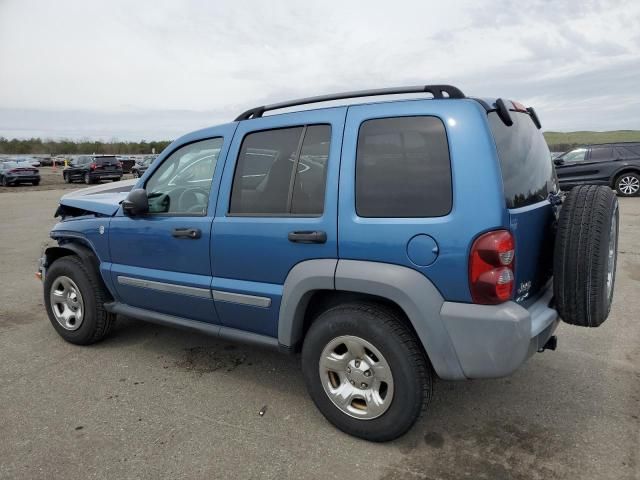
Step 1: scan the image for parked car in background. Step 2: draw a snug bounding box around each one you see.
[130,157,153,177]
[0,161,40,186]
[21,157,41,167]
[117,156,136,173]
[554,142,640,197]
[62,155,123,184]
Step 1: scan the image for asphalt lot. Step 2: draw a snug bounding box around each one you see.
[0,185,638,480]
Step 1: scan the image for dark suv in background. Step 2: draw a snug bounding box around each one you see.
[554,142,640,196]
[63,155,123,184]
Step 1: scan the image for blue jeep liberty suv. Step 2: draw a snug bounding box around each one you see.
[39,85,619,441]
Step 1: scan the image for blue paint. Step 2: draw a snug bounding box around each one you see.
[48,93,553,337]
[406,234,439,267]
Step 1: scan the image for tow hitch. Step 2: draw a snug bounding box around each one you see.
[538,335,558,352]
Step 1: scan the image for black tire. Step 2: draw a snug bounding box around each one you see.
[84,172,91,184]
[132,170,139,178]
[2,176,10,187]
[301,303,432,442]
[63,172,70,183]
[554,185,619,327]
[614,172,640,197]
[43,256,115,345]
[32,180,40,186]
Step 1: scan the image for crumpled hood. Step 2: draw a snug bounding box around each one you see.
[59,179,137,216]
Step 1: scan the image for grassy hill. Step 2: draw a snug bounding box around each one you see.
[544,130,640,152]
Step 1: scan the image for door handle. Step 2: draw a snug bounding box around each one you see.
[172,228,201,239]
[288,230,327,244]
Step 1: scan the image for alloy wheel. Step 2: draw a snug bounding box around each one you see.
[49,276,84,331]
[618,175,639,195]
[319,335,394,420]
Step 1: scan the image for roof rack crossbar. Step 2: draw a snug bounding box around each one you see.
[234,84,465,121]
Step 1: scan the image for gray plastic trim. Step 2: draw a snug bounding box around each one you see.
[278,259,337,348]
[212,290,271,308]
[117,276,212,299]
[440,285,559,379]
[334,260,466,380]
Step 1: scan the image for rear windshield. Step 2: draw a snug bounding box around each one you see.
[488,112,557,209]
[94,157,118,165]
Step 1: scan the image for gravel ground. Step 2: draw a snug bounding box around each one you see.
[0,188,638,480]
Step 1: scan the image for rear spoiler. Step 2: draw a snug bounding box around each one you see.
[471,97,542,129]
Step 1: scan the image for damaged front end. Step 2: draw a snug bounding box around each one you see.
[37,179,137,280]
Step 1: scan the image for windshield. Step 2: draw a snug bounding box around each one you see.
[2,162,18,168]
[488,111,558,209]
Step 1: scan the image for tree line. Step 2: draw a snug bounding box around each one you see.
[0,135,577,155]
[0,137,172,155]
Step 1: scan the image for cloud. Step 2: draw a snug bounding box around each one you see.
[0,0,638,139]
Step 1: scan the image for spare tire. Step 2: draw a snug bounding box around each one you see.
[554,185,619,327]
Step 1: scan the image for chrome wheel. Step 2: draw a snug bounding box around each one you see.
[50,276,84,331]
[617,175,639,195]
[606,206,618,302]
[319,335,394,420]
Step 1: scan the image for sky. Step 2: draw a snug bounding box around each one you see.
[1,0,639,140]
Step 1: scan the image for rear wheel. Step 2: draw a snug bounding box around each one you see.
[132,170,139,178]
[554,185,619,327]
[63,172,70,183]
[301,303,432,441]
[615,172,640,197]
[32,180,40,186]
[84,172,91,184]
[44,256,115,345]
[2,176,10,187]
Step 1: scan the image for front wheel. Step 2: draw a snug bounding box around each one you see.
[615,172,640,197]
[301,303,432,442]
[84,172,91,184]
[2,176,10,187]
[44,256,115,345]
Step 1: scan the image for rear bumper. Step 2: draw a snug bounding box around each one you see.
[441,286,559,379]
[91,172,122,180]
[6,175,40,182]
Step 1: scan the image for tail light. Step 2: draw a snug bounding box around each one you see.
[90,163,97,170]
[469,230,515,304]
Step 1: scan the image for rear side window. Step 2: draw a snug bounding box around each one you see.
[589,146,613,161]
[488,112,556,209]
[355,116,452,217]
[614,144,640,159]
[230,125,331,215]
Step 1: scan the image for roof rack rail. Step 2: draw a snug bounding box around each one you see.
[234,84,465,121]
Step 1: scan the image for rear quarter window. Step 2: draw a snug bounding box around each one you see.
[488,112,557,209]
[355,116,452,217]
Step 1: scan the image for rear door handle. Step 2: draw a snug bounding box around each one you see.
[172,228,201,239]
[288,230,327,244]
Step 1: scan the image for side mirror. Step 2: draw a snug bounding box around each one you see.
[122,188,149,216]
[553,158,564,166]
